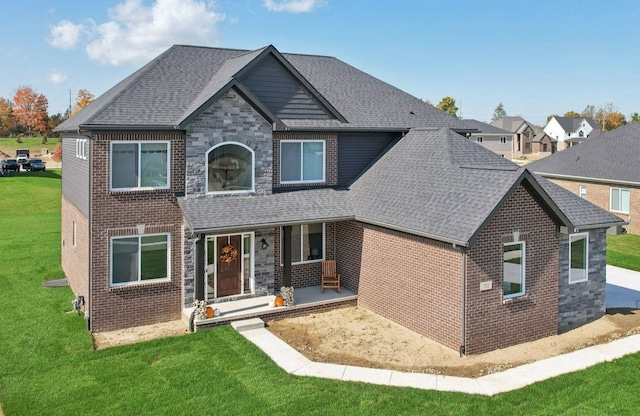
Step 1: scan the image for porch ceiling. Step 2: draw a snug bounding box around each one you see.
[178,188,354,233]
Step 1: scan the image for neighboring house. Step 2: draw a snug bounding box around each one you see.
[490,116,536,155]
[532,126,557,155]
[544,116,600,151]
[530,122,639,234]
[461,119,513,159]
[55,44,623,355]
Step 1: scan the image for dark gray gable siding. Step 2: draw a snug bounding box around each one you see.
[61,135,90,218]
[239,54,332,120]
[337,132,400,188]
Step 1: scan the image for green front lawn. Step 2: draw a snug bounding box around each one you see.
[1,172,640,414]
[607,234,640,271]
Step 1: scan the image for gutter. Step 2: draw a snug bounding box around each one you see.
[535,172,640,188]
[191,215,356,235]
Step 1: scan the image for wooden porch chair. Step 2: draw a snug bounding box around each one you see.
[321,260,340,293]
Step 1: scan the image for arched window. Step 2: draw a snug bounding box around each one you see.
[206,142,254,193]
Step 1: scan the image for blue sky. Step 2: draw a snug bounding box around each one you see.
[1,0,638,126]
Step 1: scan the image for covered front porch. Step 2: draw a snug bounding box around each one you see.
[183,285,357,330]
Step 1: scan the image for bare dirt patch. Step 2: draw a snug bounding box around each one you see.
[93,320,188,350]
[267,306,640,378]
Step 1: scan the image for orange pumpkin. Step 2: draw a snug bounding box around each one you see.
[275,296,284,307]
[206,306,214,318]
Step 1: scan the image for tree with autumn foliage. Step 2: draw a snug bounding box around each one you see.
[0,97,16,137]
[594,103,626,131]
[51,142,62,162]
[13,86,48,136]
[71,89,95,116]
[436,96,458,117]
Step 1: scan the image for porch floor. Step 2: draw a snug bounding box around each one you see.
[183,286,357,330]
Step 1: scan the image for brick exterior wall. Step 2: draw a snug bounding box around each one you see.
[88,131,185,332]
[547,178,638,234]
[558,228,607,328]
[465,185,559,355]
[61,196,90,315]
[274,223,337,289]
[273,132,338,189]
[350,222,464,352]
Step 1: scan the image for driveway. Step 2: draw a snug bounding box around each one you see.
[607,265,640,308]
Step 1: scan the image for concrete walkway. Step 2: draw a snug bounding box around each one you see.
[233,266,640,396]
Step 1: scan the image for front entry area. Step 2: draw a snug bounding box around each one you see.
[206,233,253,301]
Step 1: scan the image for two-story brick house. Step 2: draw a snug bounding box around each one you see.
[56,45,623,355]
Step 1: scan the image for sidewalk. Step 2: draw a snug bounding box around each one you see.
[234,266,640,396]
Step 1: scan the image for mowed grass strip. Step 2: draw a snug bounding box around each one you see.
[0,170,640,415]
[608,234,640,271]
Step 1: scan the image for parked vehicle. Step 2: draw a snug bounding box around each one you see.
[16,154,28,165]
[15,148,30,158]
[1,159,20,172]
[27,158,46,172]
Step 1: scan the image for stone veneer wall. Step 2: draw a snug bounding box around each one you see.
[558,228,608,328]
[182,227,275,307]
[182,90,276,305]
[184,89,273,197]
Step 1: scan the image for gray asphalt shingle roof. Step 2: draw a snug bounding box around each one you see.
[56,44,465,132]
[461,119,512,135]
[178,188,354,232]
[552,116,598,133]
[529,122,640,185]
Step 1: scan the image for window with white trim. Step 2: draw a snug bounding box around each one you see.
[579,186,587,199]
[76,139,87,159]
[280,140,325,183]
[476,136,484,143]
[111,234,170,286]
[500,136,507,144]
[282,223,325,264]
[610,187,630,214]
[72,221,77,247]
[569,233,589,283]
[503,241,525,298]
[207,142,254,193]
[110,142,169,190]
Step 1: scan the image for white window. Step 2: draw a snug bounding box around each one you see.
[579,186,587,199]
[476,136,484,143]
[500,136,507,144]
[610,187,630,214]
[569,233,589,283]
[280,140,325,183]
[282,223,325,264]
[111,234,170,286]
[72,221,77,247]
[76,139,87,160]
[206,142,254,193]
[110,142,170,191]
[503,241,525,299]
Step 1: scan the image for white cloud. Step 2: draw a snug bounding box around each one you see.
[85,0,225,66]
[263,0,326,13]
[49,71,68,86]
[48,20,84,50]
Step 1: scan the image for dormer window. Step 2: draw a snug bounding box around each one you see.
[207,142,254,193]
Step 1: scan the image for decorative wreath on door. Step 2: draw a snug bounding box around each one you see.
[220,244,239,264]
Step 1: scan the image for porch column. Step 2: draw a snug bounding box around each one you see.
[282,226,292,287]
[195,235,205,301]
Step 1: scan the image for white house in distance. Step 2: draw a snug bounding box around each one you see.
[544,116,599,151]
